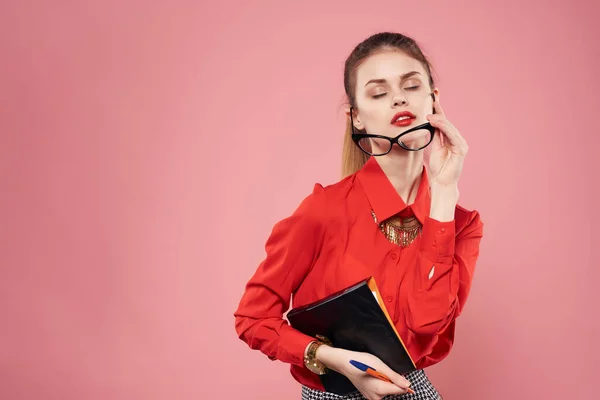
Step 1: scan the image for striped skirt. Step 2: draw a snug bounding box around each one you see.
[301,369,441,400]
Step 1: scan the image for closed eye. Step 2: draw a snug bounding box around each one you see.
[372,93,387,99]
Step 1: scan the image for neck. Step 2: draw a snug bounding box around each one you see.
[374,151,424,205]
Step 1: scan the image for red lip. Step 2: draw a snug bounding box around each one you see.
[390,111,416,127]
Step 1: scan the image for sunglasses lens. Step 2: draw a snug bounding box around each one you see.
[398,128,433,150]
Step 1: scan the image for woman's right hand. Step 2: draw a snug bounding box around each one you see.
[316,345,412,400]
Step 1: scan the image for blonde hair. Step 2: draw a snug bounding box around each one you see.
[341,117,369,178]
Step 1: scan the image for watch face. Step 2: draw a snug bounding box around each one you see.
[306,362,326,375]
[305,355,326,375]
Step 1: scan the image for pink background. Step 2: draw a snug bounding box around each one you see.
[1,1,598,399]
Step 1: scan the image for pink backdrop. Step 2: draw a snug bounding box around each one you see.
[1,1,598,399]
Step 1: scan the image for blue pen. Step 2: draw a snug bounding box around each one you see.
[349,360,414,394]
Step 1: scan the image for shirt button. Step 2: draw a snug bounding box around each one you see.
[438,228,445,234]
[432,240,436,247]
[387,296,393,303]
[390,253,398,260]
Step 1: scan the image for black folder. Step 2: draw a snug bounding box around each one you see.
[287,277,415,395]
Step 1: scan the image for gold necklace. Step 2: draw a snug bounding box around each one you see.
[371,210,422,248]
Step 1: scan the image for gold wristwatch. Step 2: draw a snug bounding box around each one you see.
[303,336,331,375]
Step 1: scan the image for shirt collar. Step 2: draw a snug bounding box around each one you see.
[356,157,430,224]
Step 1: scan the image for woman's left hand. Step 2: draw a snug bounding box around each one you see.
[426,93,469,187]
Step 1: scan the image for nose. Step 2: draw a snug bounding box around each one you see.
[391,92,408,107]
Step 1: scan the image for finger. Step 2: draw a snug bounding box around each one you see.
[433,92,445,117]
[427,116,467,153]
[431,115,468,148]
[428,119,444,152]
[436,117,467,148]
[371,379,409,396]
[427,116,455,143]
[429,93,468,148]
[376,365,410,389]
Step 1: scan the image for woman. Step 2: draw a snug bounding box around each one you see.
[234,32,484,400]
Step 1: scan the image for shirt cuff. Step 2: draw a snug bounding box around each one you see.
[276,324,316,367]
[420,217,456,263]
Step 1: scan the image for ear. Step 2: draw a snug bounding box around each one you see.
[429,88,440,114]
[346,107,364,130]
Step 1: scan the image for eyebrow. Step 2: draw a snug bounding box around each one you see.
[364,71,422,87]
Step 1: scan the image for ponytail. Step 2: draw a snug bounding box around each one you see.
[341,117,369,178]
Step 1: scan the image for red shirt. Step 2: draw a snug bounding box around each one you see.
[234,157,484,391]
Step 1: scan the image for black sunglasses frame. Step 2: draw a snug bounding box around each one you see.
[350,112,436,154]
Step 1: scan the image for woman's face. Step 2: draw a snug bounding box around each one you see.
[352,50,435,152]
